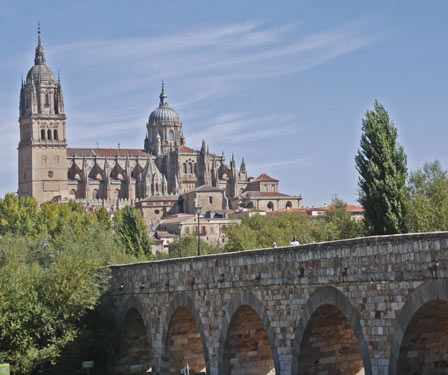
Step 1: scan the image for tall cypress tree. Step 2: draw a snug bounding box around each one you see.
[355,100,408,235]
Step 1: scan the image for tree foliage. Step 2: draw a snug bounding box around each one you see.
[407,160,448,232]
[355,100,408,235]
[224,203,364,252]
[113,205,152,257]
[0,194,150,374]
[324,199,365,239]
[239,195,254,209]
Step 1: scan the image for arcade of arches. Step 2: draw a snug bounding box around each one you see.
[115,291,448,375]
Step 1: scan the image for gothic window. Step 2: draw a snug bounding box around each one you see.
[54,93,59,114]
[188,163,193,174]
[41,129,45,140]
[93,189,99,199]
[47,129,52,140]
[54,129,58,140]
[114,189,120,200]
[156,184,159,192]
[183,163,187,174]
[169,130,174,142]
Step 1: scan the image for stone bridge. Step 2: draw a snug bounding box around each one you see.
[107,232,448,375]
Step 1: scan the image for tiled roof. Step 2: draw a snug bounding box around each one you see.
[179,145,196,153]
[67,148,147,158]
[251,173,279,183]
[306,205,365,213]
[138,195,179,202]
[240,191,291,198]
[186,185,224,193]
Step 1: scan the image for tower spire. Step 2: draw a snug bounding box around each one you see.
[159,80,168,107]
[34,22,46,65]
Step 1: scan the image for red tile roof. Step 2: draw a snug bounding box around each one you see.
[241,191,291,198]
[67,148,147,158]
[179,145,196,153]
[252,173,279,183]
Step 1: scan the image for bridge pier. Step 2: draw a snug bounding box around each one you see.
[107,232,448,375]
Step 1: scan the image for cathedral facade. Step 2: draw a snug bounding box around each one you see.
[18,32,249,205]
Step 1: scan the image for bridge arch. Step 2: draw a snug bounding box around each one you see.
[161,293,210,374]
[218,290,280,375]
[388,279,448,375]
[116,295,153,373]
[292,286,371,375]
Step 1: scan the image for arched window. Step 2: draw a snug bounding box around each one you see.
[169,130,174,141]
[188,163,193,174]
[53,129,58,140]
[286,201,292,208]
[156,184,159,192]
[44,93,49,107]
[267,201,274,211]
[41,129,45,140]
[114,189,120,200]
[47,129,52,140]
[183,163,187,174]
[93,189,99,199]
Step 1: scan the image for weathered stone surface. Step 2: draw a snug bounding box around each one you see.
[107,232,448,375]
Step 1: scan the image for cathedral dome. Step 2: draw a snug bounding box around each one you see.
[148,84,181,125]
[26,29,55,85]
[26,64,55,84]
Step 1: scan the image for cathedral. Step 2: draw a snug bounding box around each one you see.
[18,31,251,206]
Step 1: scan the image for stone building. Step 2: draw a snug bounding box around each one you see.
[231,173,302,211]
[17,31,300,214]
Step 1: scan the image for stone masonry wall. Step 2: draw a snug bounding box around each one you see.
[108,232,448,375]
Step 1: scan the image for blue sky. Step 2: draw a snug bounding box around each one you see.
[1,1,447,206]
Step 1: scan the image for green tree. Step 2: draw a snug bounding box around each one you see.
[0,223,132,375]
[239,195,254,209]
[93,206,112,230]
[224,213,326,251]
[0,194,41,237]
[324,198,365,240]
[355,100,408,235]
[407,160,448,232]
[114,206,152,257]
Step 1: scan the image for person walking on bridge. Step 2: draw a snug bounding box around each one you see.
[290,236,300,246]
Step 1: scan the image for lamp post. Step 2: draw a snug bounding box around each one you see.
[195,205,202,256]
[178,222,183,258]
[42,240,48,271]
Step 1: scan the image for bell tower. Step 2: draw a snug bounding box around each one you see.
[18,27,68,203]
